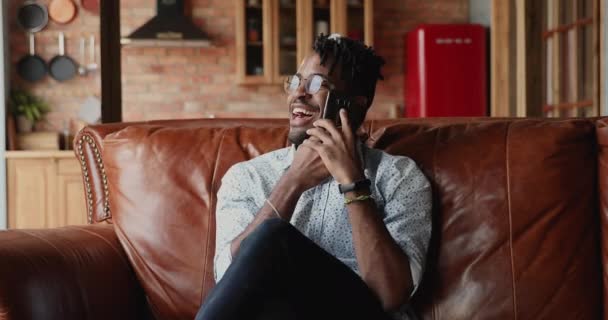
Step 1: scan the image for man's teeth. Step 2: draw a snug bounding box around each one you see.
[292,107,316,116]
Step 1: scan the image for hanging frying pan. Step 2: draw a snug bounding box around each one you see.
[17,33,47,82]
[49,32,77,82]
[17,1,48,33]
[81,0,99,15]
[49,0,77,24]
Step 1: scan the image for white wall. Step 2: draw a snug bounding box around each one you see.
[469,0,491,27]
[0,1,7,229]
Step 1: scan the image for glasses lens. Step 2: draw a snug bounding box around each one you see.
[285,75,300,93]
[307,75,323,94]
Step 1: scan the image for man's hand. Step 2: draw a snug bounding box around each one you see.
[286,136,331,192]
[302,109,364,184]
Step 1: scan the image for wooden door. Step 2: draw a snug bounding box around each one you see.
[491,0,602,117]
[56,159,87,226]
[542,0,599,117]
[7,159,56,229]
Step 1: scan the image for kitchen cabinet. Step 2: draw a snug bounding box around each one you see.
[6,151,87,229]
[236,0,374,85]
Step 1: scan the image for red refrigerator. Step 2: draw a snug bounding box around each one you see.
[405,24,487,117]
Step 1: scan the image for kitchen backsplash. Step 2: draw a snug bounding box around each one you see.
[9,0,469,130]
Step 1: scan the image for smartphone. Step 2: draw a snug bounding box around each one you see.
[322,90,364,131]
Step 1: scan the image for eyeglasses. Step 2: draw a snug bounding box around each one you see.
[284,74,335,95]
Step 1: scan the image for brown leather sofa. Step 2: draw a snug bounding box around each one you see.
[0,117,606,320]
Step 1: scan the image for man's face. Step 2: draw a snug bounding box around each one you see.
[286,53,347,146]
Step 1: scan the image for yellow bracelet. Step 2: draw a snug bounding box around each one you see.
[344,195,373,205]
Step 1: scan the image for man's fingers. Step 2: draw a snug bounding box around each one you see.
[302,138,326,155]
[307,136,322,143]
[339,109,354,143]
[313,119,342,141]
[306,127,333,144]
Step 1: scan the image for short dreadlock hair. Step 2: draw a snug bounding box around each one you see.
[313,33,385,109]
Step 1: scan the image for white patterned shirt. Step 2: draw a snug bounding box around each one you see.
[214,143,432,319]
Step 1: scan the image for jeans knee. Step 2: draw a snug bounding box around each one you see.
[240,218,292,252]
[253,218,292,240]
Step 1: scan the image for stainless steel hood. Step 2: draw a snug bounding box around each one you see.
[121,0,212,47]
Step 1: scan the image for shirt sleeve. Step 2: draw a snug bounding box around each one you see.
[378,156,432,297]
[213,164,258,282]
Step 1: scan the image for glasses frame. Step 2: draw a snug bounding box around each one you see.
[284,74,335,95]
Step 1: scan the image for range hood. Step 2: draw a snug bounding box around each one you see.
[121,0,212,47]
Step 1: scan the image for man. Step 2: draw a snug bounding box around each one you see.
[195,34,432,320]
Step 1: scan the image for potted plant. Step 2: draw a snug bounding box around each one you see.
[9,89,50,132]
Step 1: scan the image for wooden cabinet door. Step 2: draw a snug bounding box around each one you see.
[301,0,374,60]
[7,159,56,229]
[331,0,374,46]
[237,0,374,86]
[56,159,87,226]
[236,0,274,84]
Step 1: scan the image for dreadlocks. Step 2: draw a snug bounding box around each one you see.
[313,33,386,108]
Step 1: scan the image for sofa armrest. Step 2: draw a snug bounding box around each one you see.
[0,225,152,320]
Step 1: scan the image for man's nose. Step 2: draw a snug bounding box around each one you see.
[292,82,309,100]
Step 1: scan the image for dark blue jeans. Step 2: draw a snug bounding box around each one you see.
[195,218,392,320]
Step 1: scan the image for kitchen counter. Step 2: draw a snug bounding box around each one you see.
[5,150,76,159]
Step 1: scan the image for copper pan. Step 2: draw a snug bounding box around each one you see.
[49,0,77,24]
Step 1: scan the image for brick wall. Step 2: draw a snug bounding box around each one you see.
[9,0,469,129]
[9,0,100,131]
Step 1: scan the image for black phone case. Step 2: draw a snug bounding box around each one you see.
[322,90,364,130]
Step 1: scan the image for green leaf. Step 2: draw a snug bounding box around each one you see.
[24,108,34,122]
[31,108,40,121]
[9,89,49,122]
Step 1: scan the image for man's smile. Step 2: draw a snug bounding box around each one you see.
[290,103,321,127]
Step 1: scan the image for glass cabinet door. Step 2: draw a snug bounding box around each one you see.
[346,0,364,41]
[237,0,272,84]
[296,0,340,64]
[346,0,373,45]
[313,0,332,38]
[273,0,298,82]
[236,0,373,85]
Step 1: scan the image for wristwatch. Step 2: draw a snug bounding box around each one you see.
[338,178,371,194]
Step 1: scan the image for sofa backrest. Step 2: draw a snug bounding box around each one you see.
[77,118,603,320]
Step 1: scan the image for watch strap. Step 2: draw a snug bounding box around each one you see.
[338,178,371,194]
